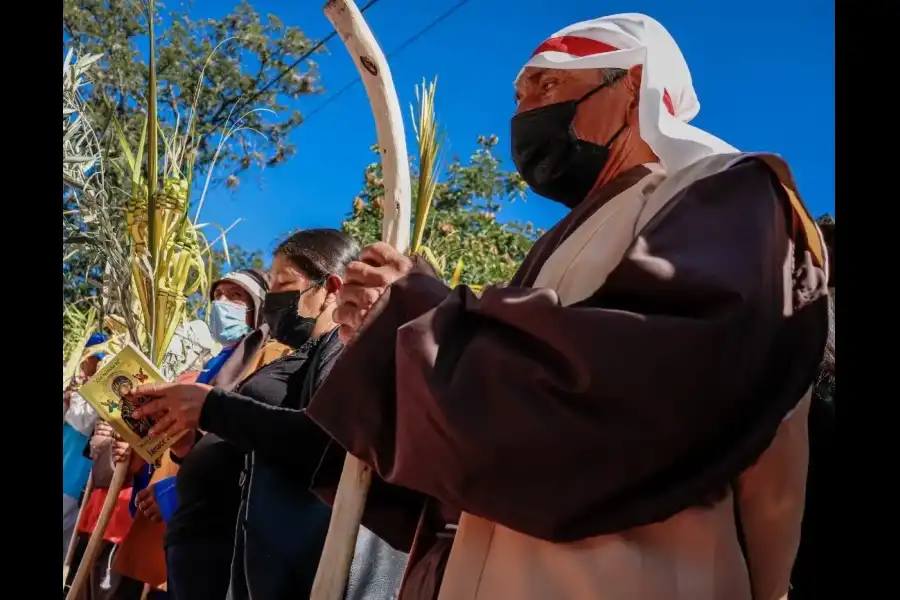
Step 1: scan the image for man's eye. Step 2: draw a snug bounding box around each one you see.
[542,80,558,93]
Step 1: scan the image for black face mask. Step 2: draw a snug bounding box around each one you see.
[262,287,322,349]
[510,82,627,208]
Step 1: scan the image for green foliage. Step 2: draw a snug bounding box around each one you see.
[342,135,537,287]
[63,0,322,188]
[63,0,311,319]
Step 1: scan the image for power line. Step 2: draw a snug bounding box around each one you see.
[303,0,473,122]
[236,0,383,112]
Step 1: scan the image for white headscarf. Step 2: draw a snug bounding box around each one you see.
[517,13,738,173]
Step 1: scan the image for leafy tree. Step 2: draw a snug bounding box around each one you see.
[62,251,102,307]
[209,245,266,283]
[342,135,538,286]
[63,0,323,188]
[63,0,311,316]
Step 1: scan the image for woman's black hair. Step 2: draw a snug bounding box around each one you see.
[275,229,360,282]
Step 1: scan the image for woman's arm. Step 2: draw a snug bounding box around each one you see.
[200,336,343,472]
[199,389,330,476]
[135,352,338,478]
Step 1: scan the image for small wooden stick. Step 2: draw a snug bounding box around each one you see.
[310,2,411,600]
[63,473,95,585]
[66,460,130,600]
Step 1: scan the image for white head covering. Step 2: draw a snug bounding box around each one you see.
[211,269,268,328]
[517,13,738,173]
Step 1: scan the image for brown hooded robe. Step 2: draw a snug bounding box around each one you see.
[308,154,829,600]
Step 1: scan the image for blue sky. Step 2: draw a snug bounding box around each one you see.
[190,0,834,258]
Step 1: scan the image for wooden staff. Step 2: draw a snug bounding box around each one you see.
[310,1,411,599]
[66,458,130,600]
[63,474,94,585]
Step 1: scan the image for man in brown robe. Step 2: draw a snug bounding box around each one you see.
[308,13,829,600]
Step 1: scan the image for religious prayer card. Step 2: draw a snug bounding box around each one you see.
[78,343,184,464]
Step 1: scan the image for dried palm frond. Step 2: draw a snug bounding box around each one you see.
[107,0,267,365]
[62,305,98,391]
[448,258,464,288]
[409,77,443,257]
[64,4,269,597]
[405,79,483,289]
[63,48,139,344]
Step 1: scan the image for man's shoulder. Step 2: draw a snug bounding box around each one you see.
[680,153,828,272]
[663,152,802,228]
[672,152,787,196]
[634,153,787,240]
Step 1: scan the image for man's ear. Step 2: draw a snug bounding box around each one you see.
[624,65,643,126]
[323,273,343,305]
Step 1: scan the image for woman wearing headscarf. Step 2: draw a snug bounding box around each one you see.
[114,268,283,600]
[130,230,405,600]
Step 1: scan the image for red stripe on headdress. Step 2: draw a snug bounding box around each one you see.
[662,90,675,116]
[531,36,677,118]
[531,36,619,58]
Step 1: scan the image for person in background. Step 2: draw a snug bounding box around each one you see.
[198,268,271,384]
[65,315,220,598]
[124,268,280,600]
[110,311,231,598]
[64,421,144,600]
[63,333,108,563]
[105,318,217,599]
[131,230,407,600]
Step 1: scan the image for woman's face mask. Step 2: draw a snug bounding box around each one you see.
[209,300,252,346]
[262,284,323,348]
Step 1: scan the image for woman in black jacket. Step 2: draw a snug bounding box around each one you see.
[131,229,361,600]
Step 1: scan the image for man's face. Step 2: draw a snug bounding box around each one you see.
[118,381,133,396]
[514,66,634,148]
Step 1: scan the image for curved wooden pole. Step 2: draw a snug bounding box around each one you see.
[311,2,411,599]
[65,460,130,600]
[323,0,411,253]
[63,474,94,585]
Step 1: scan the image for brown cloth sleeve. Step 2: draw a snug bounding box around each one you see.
[307,160,829,543]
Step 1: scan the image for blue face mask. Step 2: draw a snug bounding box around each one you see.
[209,300,252,345]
